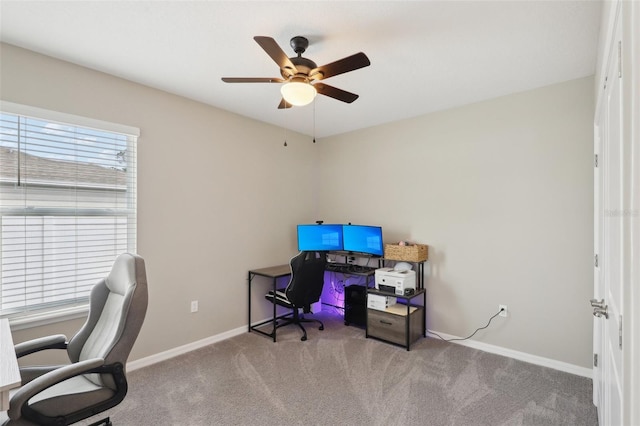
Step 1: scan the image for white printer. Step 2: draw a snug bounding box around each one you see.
[375,267,416,296]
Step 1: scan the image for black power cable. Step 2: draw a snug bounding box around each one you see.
[430,308,504,342]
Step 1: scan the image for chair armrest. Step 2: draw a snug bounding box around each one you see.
[19,365,67,386]
[7,357,105,421]
[15,334,68,358]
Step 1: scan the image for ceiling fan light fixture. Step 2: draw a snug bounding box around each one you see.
[281,80,317,106]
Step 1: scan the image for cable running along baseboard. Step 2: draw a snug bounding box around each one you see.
[430,308,503,342]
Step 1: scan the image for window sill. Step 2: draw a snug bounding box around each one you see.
[5,305,89,331]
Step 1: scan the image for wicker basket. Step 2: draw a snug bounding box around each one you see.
[384,243,428,262]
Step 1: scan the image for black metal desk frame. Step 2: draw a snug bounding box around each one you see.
[247,264,292,342]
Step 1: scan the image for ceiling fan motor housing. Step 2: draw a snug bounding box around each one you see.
[280,37,318,80]
[281,56,318,80]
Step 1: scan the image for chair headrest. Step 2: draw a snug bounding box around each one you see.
[106,253,138,295]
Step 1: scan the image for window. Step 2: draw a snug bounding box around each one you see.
[0,102,139,318]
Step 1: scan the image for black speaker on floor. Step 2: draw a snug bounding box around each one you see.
[344,284,367,327]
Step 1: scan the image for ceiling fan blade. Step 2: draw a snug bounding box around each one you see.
[309,52,370,81]
[278,98,293,109]
[221,77,284,83]
[314,83,359,103]
[254,36,298,76]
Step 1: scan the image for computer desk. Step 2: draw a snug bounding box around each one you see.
[1,318,21,411]
[247,262,377,342]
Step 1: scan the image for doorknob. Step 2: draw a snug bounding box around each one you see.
[593,306,609,319]
[590,298,606,309]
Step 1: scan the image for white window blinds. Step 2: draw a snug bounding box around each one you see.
[0,103,138,317]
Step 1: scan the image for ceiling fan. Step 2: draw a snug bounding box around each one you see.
[221,36,370,109]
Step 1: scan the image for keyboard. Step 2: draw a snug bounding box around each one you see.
[326,262,376,274]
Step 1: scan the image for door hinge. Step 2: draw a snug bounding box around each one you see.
[594,353,598,367]
[595,154,598,168]
[619,315,623,349]
[618,41,622,78]
[595,254,599,268]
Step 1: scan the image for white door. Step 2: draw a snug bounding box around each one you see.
[594,11,624,426]
[593,122,603,412]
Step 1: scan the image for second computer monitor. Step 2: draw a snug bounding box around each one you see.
[342,224,383,257]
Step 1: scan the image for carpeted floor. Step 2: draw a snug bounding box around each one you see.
[79,311,598,426]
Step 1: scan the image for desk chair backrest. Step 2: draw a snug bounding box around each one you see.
[285,251,327,312]
[67,252,148,389]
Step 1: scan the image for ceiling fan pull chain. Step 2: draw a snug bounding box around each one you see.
[283,124,287,147]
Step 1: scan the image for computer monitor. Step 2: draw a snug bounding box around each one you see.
[297,224,344,251]
[342,224,383,257]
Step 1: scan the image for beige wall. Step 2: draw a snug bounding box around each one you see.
[1,43,318,361]
[318,76,595,368]
[1,43,595,369]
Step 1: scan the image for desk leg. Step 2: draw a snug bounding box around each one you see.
[272,277,277,342]
[406,303,411,351]
[248,272,253,333]
[422,291,427,337]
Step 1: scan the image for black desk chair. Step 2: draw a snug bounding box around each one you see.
[265,251,327,341]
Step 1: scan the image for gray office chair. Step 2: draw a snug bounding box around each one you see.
[265,251,326,341]
[1,253,148,426]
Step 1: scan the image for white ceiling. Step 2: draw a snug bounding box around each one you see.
[0,1,602,138]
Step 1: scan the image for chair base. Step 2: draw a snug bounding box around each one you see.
[275,310,324,341]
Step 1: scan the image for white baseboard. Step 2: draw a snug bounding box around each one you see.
[126,325,247,371]
[126,323,592,379]
[127,315,283,371]
[427,329,593,378]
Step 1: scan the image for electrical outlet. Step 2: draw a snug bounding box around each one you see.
[499,304,508,317]
[190,300,198,313]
